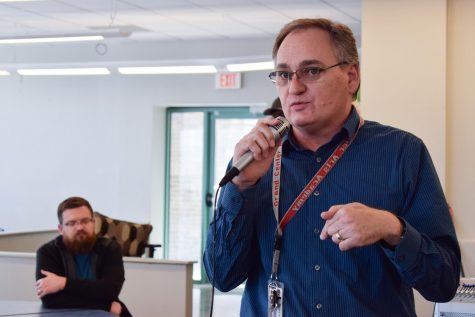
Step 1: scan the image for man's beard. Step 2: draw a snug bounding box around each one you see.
[63,231,97,254]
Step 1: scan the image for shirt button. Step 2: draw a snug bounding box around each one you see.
[316,157,322,163]
[314,264,321,271]
[316,303,322,310]
[313,190,320,196]
[314,228,320,235]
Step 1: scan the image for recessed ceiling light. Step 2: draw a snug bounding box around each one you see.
[0,35,104,45]
[17,68,110,76]
[118,65,217,75]
[226,61,274,72]
[0,0,45,2]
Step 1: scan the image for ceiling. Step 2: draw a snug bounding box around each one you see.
[0,0,361,68]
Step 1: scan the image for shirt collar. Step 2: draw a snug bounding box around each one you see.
[282,105,361,153]
[342,105,361,140]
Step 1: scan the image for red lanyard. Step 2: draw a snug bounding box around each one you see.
[270,126,360,279]
[272,139,350,234]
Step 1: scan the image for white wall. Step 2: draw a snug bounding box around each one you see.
[0,71,276,242]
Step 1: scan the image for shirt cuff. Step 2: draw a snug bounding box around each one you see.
[394,220,421,270]
[382,218,421,272]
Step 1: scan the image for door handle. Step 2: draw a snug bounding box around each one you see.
[205,192,213,207]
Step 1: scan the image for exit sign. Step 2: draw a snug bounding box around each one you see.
[216,72,241,89]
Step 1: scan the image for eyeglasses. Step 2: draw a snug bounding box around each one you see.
[63,217,94,227]
[268,62,346,86]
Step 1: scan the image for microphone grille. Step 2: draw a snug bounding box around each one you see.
[273,116,291,138]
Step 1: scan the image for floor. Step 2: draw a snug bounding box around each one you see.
[193,284,243,317]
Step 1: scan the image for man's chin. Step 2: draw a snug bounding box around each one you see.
[63,235,97,254]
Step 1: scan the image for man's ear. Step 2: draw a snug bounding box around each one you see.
[347,63,360,96]
[58,224,64,235]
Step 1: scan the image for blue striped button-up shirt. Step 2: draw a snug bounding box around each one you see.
[204,107,460,317]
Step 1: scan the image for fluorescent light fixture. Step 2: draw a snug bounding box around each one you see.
[17,68,110,76]
[0,35,104,45]
[0,0,44,2]
[118,65,217,75]
[0,70,11,76]
[226,61,274,72]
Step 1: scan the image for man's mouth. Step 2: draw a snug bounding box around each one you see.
[75,232,87,239]
[290,101,309,110]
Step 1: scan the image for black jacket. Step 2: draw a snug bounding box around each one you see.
[36,235,132,316]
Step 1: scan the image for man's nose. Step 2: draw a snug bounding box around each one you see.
[288,74,306,94]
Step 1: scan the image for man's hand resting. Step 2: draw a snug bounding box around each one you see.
[36,269,66,298]
[110,301,122,316]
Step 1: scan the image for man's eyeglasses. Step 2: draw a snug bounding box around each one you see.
[269,62,346,86]
[63,218,94,227]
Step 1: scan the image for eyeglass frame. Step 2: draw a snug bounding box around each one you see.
[63,217,94,228]
[268,62,347,86]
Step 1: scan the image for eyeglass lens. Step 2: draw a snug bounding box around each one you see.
[64,218,93,227]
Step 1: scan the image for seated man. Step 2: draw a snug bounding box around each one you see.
[35,197,132,317]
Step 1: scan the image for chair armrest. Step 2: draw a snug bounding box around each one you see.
[144,243,162,258]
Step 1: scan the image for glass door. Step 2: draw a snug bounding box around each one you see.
[213,117,260,192]
[164,107,259,282]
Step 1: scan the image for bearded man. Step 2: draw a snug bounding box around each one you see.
[35,196,132,316]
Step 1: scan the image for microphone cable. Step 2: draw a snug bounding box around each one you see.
[209,117,289,316]
[209,185,221,317]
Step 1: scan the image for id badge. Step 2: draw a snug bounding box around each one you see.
[268,279,284,317]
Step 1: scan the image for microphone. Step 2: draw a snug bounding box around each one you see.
[218,116,291,187]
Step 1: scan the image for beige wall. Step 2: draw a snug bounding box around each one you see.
[362,0,475,241]
[361,0,447,185]
[446,0,475,241]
